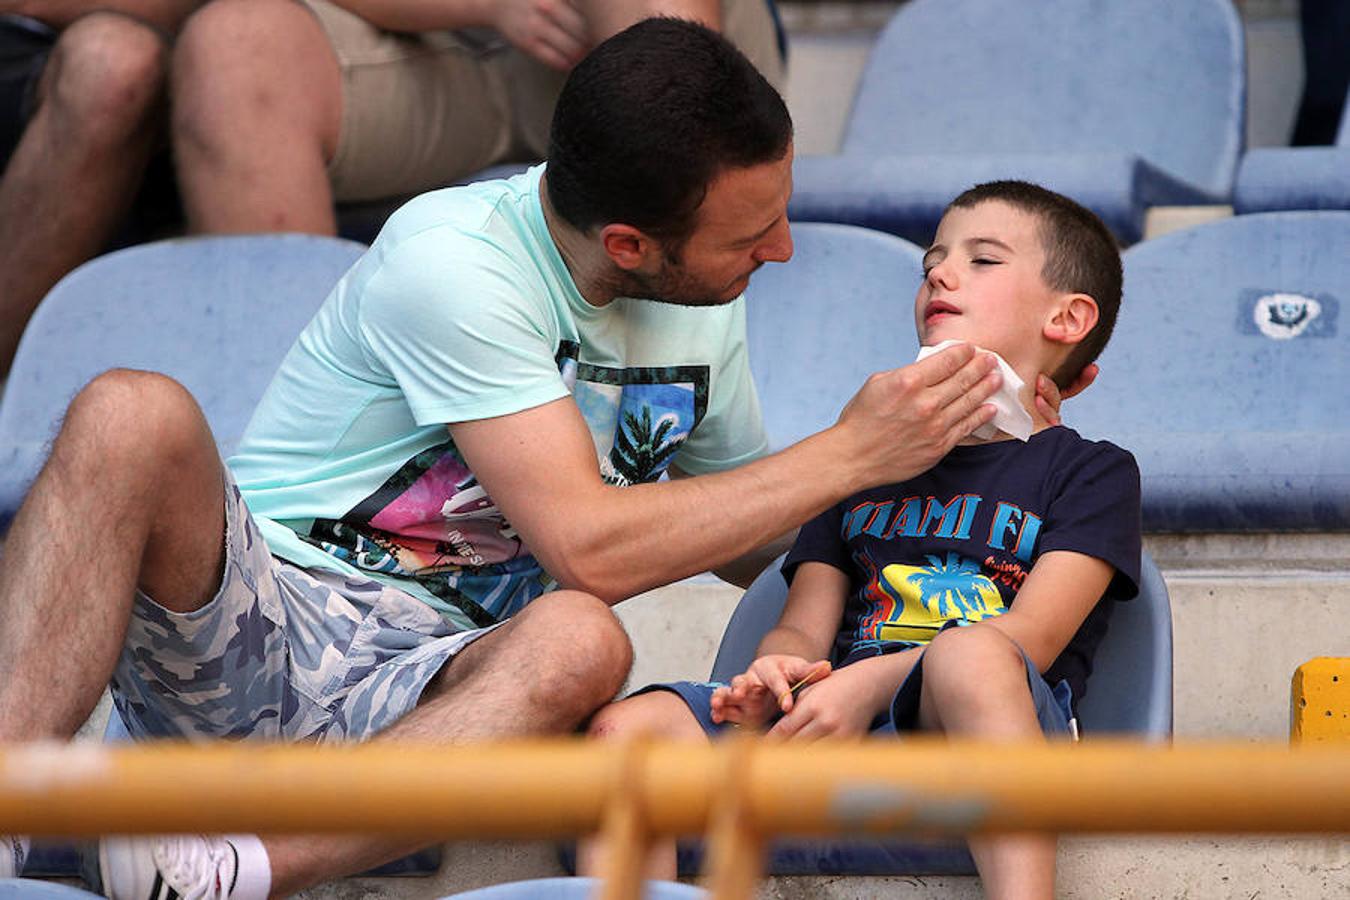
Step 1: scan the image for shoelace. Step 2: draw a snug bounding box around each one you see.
[150,836,236,900]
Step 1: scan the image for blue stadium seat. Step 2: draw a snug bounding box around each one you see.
[701,548,1171,876]
[743,222,926,451]
[788,0,1245,245]
[0,880,101,900]
[1233,88,1350,214]
[1068,211,1350,531]
[0,235,366,530]
[442,878,704,899]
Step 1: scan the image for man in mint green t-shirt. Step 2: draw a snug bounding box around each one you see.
[0,19,1029,900]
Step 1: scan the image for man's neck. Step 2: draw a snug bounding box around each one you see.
[539,174,619,308]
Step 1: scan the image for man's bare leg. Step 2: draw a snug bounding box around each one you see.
[261,590,634,898]
[0,13,170,375]
[172,0,341,234]
[0,369,228,738]
[918,627,1057,900]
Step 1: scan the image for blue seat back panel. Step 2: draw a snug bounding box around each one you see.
[846,0,1244,198]
[743,223,924,452]
[0,235,366,523]
[1069,212,1350,530]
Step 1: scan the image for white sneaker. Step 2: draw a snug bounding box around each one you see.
[1,834,29,878]
[99,836,238,900]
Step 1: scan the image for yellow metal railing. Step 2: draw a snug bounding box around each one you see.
[3,738,1350,899]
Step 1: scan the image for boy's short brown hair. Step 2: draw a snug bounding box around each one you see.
[946,181,1122,388]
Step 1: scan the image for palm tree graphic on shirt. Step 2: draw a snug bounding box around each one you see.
[905,552,998,618]
[610,406,685,485]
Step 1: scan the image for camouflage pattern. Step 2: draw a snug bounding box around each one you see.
[113,476,494,743]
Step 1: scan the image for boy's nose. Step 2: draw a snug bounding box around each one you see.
[926,258,957,290]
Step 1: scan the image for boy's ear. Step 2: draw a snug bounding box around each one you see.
[1043,293,1099,346]
[600,223,660,273]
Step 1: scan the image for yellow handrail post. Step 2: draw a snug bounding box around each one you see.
[594,740,650,900]
[701,737,764,900]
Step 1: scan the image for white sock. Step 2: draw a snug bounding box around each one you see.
[225,835,270,900]
[4,835,29,877]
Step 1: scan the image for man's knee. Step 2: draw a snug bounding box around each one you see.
[44,13,168,139]
[64,369,213,467]
[519,590,633,703]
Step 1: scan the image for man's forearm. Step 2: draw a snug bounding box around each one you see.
[325,0,491,33]
[574,0,720,38]
[4,0,199,31]
[552,429,865,603]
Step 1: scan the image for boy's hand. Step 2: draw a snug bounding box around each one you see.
[1035,363,1098,425]
[767,663,887,741]
[710,655,830,727]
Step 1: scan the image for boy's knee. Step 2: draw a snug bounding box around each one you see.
[588,692,701,742]
[923,625,1027,698]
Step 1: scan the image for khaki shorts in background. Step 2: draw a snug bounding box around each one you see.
[302,0,786,202]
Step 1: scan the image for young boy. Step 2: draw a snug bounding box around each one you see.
[583,180,1142,899]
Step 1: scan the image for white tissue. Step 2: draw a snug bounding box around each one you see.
[915,340,1033,442]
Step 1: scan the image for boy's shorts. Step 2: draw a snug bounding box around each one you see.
[112,473,496,743]
[642,645,1076,739]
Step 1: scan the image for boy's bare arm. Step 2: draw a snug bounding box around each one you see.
[978,549,1116,672]
[667,463,796,589]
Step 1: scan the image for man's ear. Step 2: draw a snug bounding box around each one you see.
[1043,293,1099,345]
[600,223,659,273]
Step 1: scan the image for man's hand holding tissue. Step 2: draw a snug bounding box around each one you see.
[827,342,1001,490]
[827,342,1091,492]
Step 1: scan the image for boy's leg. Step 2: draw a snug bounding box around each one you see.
[259,590,635,897]
[578,691,712,881]
[917,626,1056,900]
[0,369,229,739]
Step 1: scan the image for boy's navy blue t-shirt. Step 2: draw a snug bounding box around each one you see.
[784,425,1141,705]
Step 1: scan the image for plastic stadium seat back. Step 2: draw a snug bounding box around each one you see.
[1068,212,1350,531]
[0,235,367,527]
[442,878,704,898]
[742,222,925,452]
[1233,87,1350,214]
[844,0,1245,201]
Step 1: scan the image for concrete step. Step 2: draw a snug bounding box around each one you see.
[294,836,1350,899]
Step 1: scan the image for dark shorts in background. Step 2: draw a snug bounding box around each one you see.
[0,15,55,165]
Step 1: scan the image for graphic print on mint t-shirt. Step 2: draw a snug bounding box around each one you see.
[303,342,710,627]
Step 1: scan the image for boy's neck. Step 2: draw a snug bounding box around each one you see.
[958,356,1060,445]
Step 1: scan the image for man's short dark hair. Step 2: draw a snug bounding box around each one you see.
[546,17,792,246]
[947,181,1123,388]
